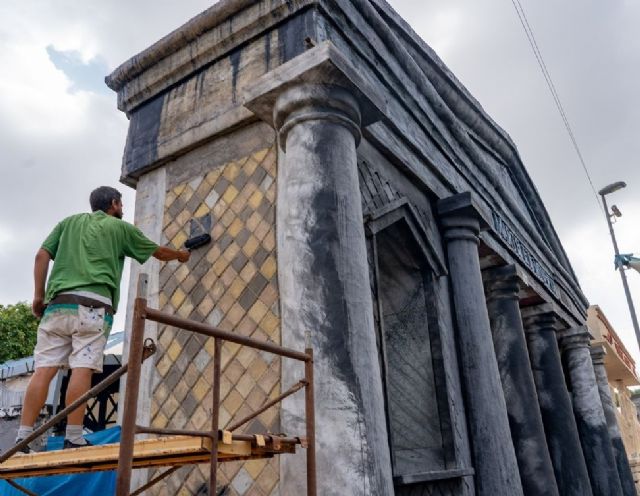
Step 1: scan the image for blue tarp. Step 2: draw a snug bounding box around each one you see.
[0,426,120,496]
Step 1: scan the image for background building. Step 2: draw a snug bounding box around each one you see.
[588,305,640,493]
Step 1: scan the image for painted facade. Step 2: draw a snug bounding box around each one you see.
[106,1,635,494]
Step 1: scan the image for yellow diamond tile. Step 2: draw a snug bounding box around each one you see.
[260,257,277,280]
[212,200,227,219]
[219,407,231,429]
[198,295,215,316]
[193,376,210,402]
[170,287,187,311]
[236,371,254,399]
[167,341,182,362]
[156,354,172,377]
[175,209,191,228]
[246,212,261,232]
[239,261,257,284]
[153,411,169,429]
[226,302,245,327]
[171,230,188,250]
[173,263,189,284]
[248,300,268,325]
[248,190,264,210]
[221,209,235,227]
[248,357,268,381]
[263,229,275,250]
[177,298,194,318]
[212,256,229,277]
[242,235,259,257]
[260,311,279,338]
[228,218,244,238]
[206,168,222,185]
[244,459,267,480]
[253,148,269,164]
[222,185,239,204]
[229,277,247,299]
[191,405,208,430]
[222,162,240,181]
[223,389,243,415]
[222,241,241,263]
[194,202,210,218]
[172,183,186,197]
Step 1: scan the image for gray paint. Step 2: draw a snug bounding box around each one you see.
[437,193,523,496]
[244,57,394,492]
[591,345,637,496]
[119,166,165,492]
[122,95,164,178]
[521,308,593,496]
[483,265,559,496]
[276,85,393,495]
[558,328,623,496]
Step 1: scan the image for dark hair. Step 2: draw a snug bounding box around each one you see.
[90,186,122,213]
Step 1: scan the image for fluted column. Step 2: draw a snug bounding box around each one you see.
[483,265,559,496]
[591,345,636,495]
[245,43,393,495]
[521,307,593,496]
[437,193,523,496]
[558,327,623,495]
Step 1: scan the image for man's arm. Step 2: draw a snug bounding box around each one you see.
[33,248,51,317]
[152,246,191,263]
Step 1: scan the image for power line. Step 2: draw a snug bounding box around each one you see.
[510,0,603,212]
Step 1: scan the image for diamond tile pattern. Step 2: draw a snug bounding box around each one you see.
[149,146,281,495]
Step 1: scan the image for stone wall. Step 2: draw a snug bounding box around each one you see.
[148,124,282,495]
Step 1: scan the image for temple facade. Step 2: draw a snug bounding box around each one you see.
[107,1,635,494]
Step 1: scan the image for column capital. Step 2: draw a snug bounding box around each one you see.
[483,264,520,301]
[590,344,607,365]
[558,326,592,352]
[437,192,490,244]
[242,41,386,150]
[521,303,561,334]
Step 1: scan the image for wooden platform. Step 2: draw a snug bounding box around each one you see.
[0,435,298,479]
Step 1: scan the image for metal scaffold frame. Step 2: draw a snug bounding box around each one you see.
[1,274,317,496]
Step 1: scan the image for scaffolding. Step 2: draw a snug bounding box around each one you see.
[0,275,316,496]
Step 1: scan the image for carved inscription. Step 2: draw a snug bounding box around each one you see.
[492,211,556,294]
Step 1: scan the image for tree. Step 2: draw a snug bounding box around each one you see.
[0,302,39,363]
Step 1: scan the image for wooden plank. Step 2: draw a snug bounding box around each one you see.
[0,435,298,479]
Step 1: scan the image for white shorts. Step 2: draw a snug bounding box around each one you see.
[33,304,112,372]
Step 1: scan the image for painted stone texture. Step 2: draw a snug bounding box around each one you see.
[149,143,281,496]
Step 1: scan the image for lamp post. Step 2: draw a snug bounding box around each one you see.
[598,181,640,351]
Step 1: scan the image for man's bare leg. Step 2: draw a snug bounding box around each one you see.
[15,366,59,449]
[20,367,59,427]
[65,367,93,445]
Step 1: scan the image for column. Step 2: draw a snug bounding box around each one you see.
[591,345,637,495]
[483,265,559,496]
[558,327,623,495]
[244,42,394,495]
[521,307,593,496]
[437,193,523,496]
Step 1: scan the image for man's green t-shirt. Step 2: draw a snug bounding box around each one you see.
[41,211,158,313]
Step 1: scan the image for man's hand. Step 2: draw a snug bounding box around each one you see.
[153,246,191,262]
[32,297,45,318]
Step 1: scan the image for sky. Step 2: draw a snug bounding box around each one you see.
[1,1,639,365]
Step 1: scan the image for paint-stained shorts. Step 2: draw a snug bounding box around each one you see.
[33,304,113,372]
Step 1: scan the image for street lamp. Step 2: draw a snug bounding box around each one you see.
[599,181,640,352]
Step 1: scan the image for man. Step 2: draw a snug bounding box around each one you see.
[16,186,190,451]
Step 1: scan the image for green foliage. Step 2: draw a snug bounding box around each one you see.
[0,302,39,363]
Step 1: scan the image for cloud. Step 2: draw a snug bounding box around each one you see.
[1,0,640,361]
[46,46,111,96]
